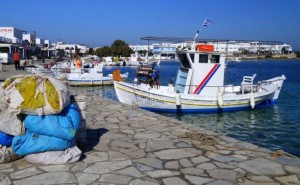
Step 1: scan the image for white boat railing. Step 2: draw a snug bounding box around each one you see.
[169,83,261,95]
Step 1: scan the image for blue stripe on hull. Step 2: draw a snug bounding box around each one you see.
[256,99,277,108]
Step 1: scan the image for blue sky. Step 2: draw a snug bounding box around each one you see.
[1,0,300,49]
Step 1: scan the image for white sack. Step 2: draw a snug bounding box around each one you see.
[0,108,24,136]
[24,146,82,165]
[0,75,70,115]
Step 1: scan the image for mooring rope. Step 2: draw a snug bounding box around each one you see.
[179,132,216,146]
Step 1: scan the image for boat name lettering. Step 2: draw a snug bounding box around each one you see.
[137,94,164,104]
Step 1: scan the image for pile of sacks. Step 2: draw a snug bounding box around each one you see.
[0,75,82,164]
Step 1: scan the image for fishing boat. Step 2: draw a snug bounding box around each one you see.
[67,63,129,86]
[113,37,286,113]
[125,52,143,66]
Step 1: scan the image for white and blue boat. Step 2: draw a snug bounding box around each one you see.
[67,63,129,86]
[114,38,286,113]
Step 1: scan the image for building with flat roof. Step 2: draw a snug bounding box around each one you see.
[129,41,293,59]
[0,27,24,44]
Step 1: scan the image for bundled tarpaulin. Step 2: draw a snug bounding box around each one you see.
[24,103,81,140]
[0,130,13,146]
[0,108,25,136]
[24,146,82,165]
[0,75,70,115]
[12,130,75,155]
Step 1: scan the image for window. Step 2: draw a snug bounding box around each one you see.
[211,55,220,63]
[0,47,10,53]
[199,54,208,63]
[178,53,191,68]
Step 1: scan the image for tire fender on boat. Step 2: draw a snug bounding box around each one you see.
[250,92,255,109]
[217,89,223,108]
[175,91,181,106]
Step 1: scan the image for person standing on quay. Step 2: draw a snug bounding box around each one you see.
[13,50,20,70]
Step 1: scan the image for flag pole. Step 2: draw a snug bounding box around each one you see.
[193,18,208,48]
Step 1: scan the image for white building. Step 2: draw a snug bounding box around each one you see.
[35,38,44,46]
[22,31,37,46]
[44,40,51,48]
[52,42,89,57]
[129,41,293,59]
[129,44,152,51]
[206,41,293,55]
[129,43,179,59]
[0,27,24,44]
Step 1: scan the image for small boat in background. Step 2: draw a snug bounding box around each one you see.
[67,63,128,86]
[125,52,142,66]
[125,52,159,66]
[102,57,122,66]
[227,57,241,62]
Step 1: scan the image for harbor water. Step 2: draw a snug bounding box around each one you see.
[73,59,300,157]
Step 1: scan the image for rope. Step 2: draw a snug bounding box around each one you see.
[179,132,215,146]
[270,150,298,158]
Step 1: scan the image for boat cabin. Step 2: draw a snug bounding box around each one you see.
[175,46,226,95]
[136,65,154,83]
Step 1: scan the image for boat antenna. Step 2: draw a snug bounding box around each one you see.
[257,42,262,81]
[192,18,212,47]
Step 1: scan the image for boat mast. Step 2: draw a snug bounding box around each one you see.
[192,18,211,48]
[146,40,149,64]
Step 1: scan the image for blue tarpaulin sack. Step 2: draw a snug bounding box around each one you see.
[24,103,81,140]
[12,130,75,155]
[0,130,13,146]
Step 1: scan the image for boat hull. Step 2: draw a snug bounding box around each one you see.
[114,81,281,113]
[68,79,114,86]
[67,72,128,86]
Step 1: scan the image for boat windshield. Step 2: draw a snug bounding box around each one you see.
[177,53,191,69]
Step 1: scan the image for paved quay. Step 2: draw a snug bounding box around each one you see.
[0,63,300,185]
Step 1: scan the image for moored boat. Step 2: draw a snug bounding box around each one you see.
[114,38,286,113]
[67,63,129,86]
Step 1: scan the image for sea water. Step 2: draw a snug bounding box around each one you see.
[73,59,300,157]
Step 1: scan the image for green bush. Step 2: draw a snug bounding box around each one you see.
[295,51,300,58]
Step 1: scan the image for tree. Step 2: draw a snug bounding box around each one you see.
[281,47,288,54]
[88,48,94,55]
[95,46,111,57]
[265,51,272,58]
[242,49,249,56]
[295,51,300,58]
[138,49,154,56]
[111,40,133,57]
[74,45,78,58]
[138,50,147,55]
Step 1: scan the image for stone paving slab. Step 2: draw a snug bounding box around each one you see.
[1,64,300,184]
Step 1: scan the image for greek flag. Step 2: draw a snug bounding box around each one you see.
[203,19,212,27]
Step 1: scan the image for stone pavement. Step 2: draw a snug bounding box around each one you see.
[0,63,300,184]
[0,64,31,81]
